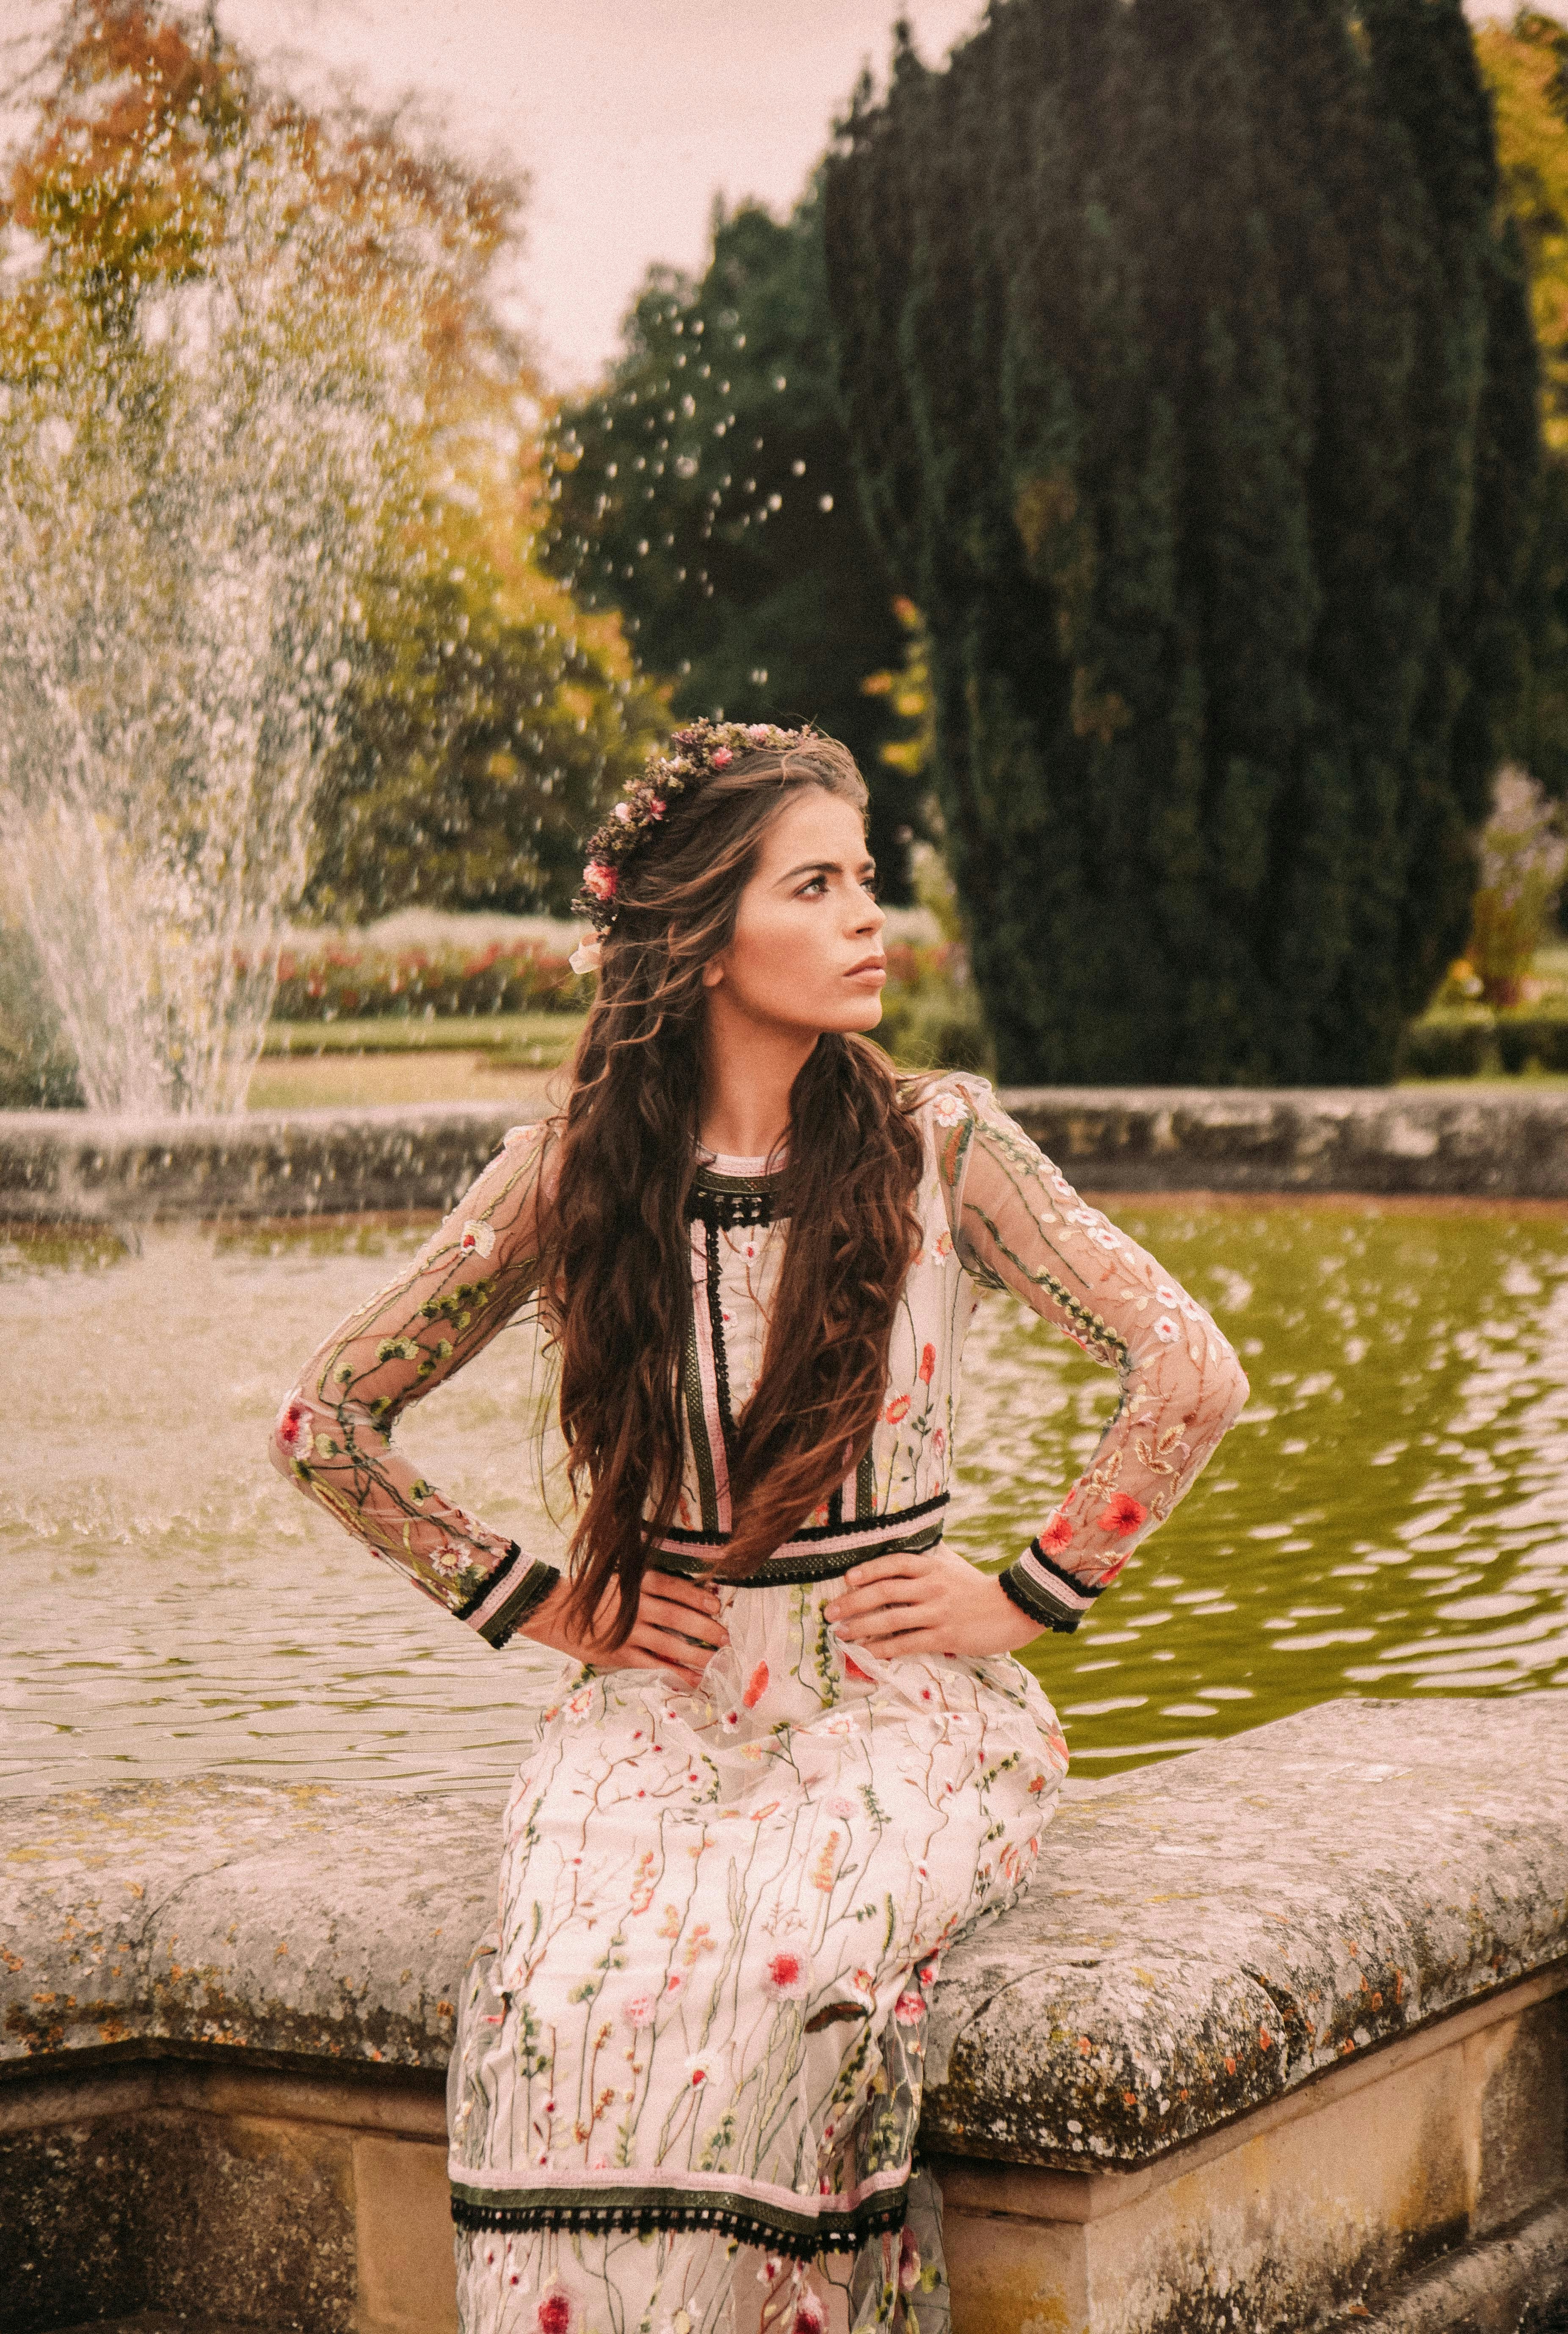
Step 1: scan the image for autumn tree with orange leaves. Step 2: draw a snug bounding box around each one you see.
[0,0,660,984]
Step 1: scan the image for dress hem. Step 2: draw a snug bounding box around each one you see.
[449,2176,910,2258]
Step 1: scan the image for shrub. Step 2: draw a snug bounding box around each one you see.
[0,919,83,1107]
[1465,769,1568,1006]
[1399,1015,1497,1079]
[871,938,995,1075]
[1495,1011,1568,1072]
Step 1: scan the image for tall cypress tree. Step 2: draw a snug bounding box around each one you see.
[825,0,1540,1083]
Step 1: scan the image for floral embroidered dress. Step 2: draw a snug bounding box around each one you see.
[273,1077,1247,2334]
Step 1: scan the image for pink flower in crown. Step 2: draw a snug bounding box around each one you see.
[648,795,666,818]
[747,723,771,744]
[710,746,733,767]
[581,860,617,903]
[612,801,633,824]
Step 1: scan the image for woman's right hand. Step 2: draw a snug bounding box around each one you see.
[524,1571,729,1691]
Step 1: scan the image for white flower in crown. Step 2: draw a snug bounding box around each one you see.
[458,1220,496,1258]
[568,936,603,977]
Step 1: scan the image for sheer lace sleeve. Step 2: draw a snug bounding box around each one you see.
[933,1079,1249,1633]
[267,1120,560,1649]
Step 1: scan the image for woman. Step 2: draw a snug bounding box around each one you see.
[271,723,1248,2334]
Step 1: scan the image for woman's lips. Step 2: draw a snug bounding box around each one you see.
[845,957,887,978]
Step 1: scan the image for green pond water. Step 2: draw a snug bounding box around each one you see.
[5,1199,1566,1799]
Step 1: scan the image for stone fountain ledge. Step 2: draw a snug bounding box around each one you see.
[6,1083,1568,1223]
[3,1698,1565,2334]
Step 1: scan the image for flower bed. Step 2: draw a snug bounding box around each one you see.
[271,940,587,1022]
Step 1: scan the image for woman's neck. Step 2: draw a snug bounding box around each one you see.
[699,1002,817,1161]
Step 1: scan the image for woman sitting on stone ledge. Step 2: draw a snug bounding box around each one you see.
[270,724,1249,2334]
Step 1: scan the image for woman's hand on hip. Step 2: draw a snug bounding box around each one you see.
[526,1571,728,1690]
[823,1545,1041,1659]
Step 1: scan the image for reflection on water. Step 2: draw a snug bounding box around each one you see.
[6,1199,1567,1797]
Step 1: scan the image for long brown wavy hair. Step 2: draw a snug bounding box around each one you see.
[537,733,925,1643]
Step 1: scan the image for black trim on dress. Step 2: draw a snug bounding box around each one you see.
[449,2179,909,2259]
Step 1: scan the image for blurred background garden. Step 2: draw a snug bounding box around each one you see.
[12,0,1568,1111]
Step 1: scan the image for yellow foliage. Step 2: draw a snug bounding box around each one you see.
[1476,12,1568,448]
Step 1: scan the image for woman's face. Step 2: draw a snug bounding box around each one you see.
[702,786,886,1037]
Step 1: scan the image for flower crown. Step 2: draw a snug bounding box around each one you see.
[568,718,798,973]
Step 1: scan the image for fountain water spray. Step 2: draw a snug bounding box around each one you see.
[0,116,423,1115]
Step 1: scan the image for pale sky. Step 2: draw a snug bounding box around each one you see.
[213,0,988,395]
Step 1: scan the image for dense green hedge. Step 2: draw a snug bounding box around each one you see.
[1400,1009,1568,1076]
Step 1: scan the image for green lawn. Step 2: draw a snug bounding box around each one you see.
[263,1011,585,1063]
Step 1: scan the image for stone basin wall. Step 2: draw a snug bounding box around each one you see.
[2,1699,1565,2334]
[7,1083,1568,1224]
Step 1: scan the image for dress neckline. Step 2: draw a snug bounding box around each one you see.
[699,1149,780,1176]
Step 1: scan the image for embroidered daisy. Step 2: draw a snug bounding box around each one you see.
[893,1990,926,2025]
[458,1220,496,1258]
[930,1090,966,1127]
[683,2051,712,2087]
[1154,1316,1179,1342]
[623,1994,655,2029]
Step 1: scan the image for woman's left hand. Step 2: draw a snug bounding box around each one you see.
[823,1545,1042,1659]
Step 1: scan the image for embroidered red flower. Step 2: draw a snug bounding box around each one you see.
[843,1653,874,1684]
[1098,1493,1148,1537]
[885,1394,911,1425]
[766,1950,810,1998]
[743,1660,769,1708]
[1040,1510,1073,1555]
[537,2294,572,2334]
[918,1341,935,1384]
[275,1403,309,1452]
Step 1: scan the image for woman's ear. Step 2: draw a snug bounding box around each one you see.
[701,953,727,990]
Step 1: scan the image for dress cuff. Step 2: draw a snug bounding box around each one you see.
[999,1541,1110,1634]
[456,1548,562,1649]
